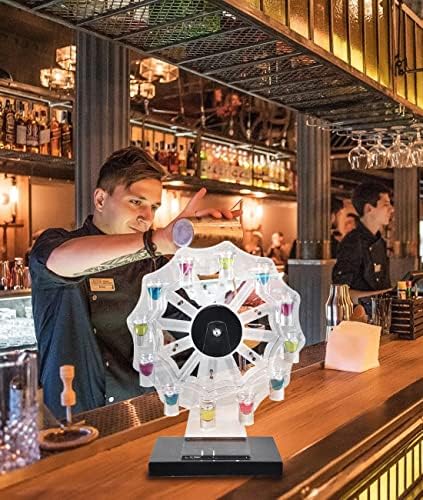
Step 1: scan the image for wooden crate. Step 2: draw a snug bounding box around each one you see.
[390,297,423,340]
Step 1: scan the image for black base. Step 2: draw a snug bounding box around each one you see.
[148,437,283,477]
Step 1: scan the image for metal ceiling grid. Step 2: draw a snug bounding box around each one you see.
[5,0,422,130]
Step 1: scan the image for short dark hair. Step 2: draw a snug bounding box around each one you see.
[96,146,165,194]
[352,182,391,217]
[331,197,343,216]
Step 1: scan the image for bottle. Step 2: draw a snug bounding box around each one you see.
[186,142,196,176]
[61,111,73,159]
[178,144,187,175]
[169,143,179,175]
[26,104,39,154]
[4,99,16,149]
[14,101,27,152]
[39,110,51,155]
[199,142,208,179]
[406,280,413,299]
[50,111,61,157]
[13,258,25,290]
[0,100,5,148]
[397,281,407,300]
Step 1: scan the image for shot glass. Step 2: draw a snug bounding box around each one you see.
[218,251,235,280]
[178,257,194,286]
[146,281,163,311]
[163,384,180,417]
[200,397,216,430]
[269,368,285,401]
[237,391,255,426]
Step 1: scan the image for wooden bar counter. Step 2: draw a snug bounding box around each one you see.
[1,337,422,499]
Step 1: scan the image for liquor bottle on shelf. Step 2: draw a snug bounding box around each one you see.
[50,110,61,157]
[4,99,16,149]
[253,154,263,188]
[39,110,51,155]
[286,162,296,192]
[14,101,27,152]
[186,142,196,176]
[199,142,209,179]
[0,100,4,149]
[158,141,167,167]
[61,111,73,159]
[178,144,187,175]
[26,103,39,154]
[168,143,179,175]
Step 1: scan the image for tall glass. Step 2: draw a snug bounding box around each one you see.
[367,129,388,169]
[0,351,40,473]
[347,131,369,170]
[388,126,410,168]
[409,124,423,167]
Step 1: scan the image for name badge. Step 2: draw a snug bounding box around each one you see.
[374,263,382,273]
[89,278,115,292]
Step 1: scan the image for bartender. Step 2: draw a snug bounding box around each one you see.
[30,146,240,418]
[332,182,394,303]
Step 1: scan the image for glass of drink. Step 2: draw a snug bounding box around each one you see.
[0,351,40,473]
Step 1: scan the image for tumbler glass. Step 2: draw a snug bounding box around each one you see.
[0,350,40,474]
[370,296,392,335]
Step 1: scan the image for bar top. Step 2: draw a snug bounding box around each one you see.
[1,336,422,499]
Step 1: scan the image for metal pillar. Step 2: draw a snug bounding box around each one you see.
[75,32,129,225]
[391,168,419,283]
[288,115,334,345]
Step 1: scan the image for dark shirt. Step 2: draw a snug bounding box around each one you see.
[29,216,168,418]
[332,221,391,291]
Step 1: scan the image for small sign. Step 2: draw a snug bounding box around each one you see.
[89,278,115,292]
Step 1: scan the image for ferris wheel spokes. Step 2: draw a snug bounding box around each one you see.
[167,290,199,318]
[228,280,255,313]
[162,335,193,357]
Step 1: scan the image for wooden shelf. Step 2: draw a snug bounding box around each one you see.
[163,175,296,200]
[0,150,74,180]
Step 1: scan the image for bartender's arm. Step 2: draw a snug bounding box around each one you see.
[47,188,240,278]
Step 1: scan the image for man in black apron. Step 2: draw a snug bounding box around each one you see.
[30,147,240,418]
[332,182,394,304]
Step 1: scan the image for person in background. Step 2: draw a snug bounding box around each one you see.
[30,146,240,418]
[330,197,344,258]
[244,230,264,256]
[332,182,394,303]
[266,231,289,267]
[344,212,359,235]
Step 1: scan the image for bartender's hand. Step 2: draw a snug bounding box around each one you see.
[155,188,242,254]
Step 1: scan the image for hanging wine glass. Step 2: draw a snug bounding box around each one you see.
[347,130,369,170]
[409,123,423,168]
[388,126,410,168]
[367,128,388,169]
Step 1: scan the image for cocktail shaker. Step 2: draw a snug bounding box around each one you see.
[172,217,243,248]
[325,284,354,338]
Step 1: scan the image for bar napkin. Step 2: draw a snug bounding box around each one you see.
[325,321,381,373]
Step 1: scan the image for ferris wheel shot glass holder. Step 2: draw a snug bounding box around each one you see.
[127,241,305,477]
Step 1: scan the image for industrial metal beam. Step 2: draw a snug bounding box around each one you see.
[139,25,250,53]
[229,64,324,86]
[202,50,303,75]
[77,0,159,27]
[32,0,63,11]
[114,8,222,41]
[179,38,272,65]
